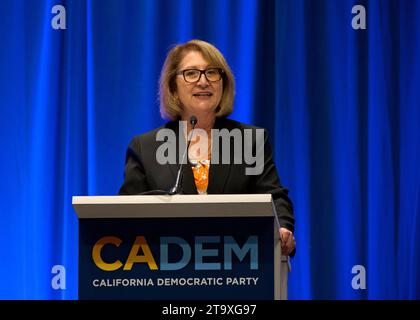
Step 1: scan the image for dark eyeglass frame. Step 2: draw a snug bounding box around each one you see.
[176,68,224,83]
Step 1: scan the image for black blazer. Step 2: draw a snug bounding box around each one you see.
[119,117,295,233]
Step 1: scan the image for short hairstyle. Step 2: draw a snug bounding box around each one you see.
[159,39,235,120]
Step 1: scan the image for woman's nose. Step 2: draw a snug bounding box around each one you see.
[196,73,210,86]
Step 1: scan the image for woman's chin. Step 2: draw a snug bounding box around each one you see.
[188,104,217,115]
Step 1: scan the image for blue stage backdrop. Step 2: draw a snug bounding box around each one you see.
[0,0,419,299]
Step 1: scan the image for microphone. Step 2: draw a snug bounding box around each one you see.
[168,115,197,195]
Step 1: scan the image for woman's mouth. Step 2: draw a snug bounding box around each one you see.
[193,93,213,97]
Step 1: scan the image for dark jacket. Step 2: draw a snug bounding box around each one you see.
[119,117,295,233]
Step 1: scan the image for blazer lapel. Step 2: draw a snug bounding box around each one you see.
[182,161,198,194]
[168,163,197,194]
[207,162,231,194]
[167,121,198,194]
[207,117,232,194]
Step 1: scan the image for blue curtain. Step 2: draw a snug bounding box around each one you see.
[0,0,419,299]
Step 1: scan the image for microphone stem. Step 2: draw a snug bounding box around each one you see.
[169,119,197,195]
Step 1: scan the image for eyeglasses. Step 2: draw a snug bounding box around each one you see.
[176,68,224,83]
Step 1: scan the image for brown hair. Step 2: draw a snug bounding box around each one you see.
[159,39,235,120]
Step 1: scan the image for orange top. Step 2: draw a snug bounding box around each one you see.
[191,160,210,194]
[188,131,211,194]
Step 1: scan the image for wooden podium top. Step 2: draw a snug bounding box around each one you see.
[72,194,275,218]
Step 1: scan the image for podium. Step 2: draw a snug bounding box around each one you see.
[72,194,290,300]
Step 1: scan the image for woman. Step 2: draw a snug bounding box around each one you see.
[119,39,296,256]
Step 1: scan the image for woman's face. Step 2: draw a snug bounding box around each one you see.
[175,51,223,117]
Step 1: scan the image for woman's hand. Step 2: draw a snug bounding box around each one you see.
[279,227,296,256]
